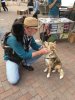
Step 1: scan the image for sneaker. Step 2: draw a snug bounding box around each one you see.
[22,64,34,71]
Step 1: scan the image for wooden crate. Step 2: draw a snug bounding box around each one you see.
[68,33,75,43]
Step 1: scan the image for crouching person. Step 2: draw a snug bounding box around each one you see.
[3,17,49,85]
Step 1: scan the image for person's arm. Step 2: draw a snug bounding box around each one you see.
[56,0,61,8]
[32,47,49,57]
[7,36,49,59]
[7,36,32,59]
[30,37,41,50]
[30,37,49,57]
[48,0,57,9]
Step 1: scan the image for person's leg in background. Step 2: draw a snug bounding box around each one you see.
[1,2,6,11]
[33,12,38,19]
[2,2,8,11]
[5,5,8,11]
[4,2,8,11]
[6,60,20,85]
[28,8,33,14]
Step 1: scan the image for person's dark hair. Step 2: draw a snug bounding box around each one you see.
[14,16,26,24]
[11,22,24,43]
[11,16,26,43]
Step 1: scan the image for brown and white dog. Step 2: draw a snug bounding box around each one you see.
[43,41,64,79]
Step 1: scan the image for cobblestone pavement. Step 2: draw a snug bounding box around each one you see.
[0,3,75,100]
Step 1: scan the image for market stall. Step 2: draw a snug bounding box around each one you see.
[38,17,74,40]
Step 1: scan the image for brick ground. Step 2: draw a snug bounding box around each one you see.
[0,3,75,100]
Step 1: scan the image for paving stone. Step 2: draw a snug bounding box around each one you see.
[0,89,13,99]
[31,95,42,100]
[2,81,11,91]
[35,86,48,98]
[18,92,32,100]
[0,86,5,94]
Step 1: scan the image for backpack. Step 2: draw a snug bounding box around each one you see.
[1,32,11,49]
[1,32,23,64]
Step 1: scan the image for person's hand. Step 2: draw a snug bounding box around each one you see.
[39,48,49,55]
[49,0,57,9]
[32,47,49,57]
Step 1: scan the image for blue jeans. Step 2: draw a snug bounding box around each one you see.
[5,49,42,84]
[24,49,42,65]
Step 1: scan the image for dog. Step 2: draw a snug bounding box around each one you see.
[43,41,64,79]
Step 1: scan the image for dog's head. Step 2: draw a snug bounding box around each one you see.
[44,41,56,52]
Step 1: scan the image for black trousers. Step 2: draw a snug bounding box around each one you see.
[1,2,8,11]
[33,10,40,19]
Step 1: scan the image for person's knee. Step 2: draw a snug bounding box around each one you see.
[7,77,20,85]
[6,60,20,85]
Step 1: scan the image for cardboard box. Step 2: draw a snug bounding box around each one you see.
[68,33,75,43]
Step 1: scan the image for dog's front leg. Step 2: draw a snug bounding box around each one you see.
[44,67,48,72]
[47,65,51,78]
[55,65,64,79]
[59,69,64,79]
[44,59,49,73]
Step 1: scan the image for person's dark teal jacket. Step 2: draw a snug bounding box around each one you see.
[4,34,41,61]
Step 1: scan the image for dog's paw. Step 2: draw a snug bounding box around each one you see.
[44,68,48,73]
[60,75,64,79]
[60,69,64,79]
[47,73,50,78]
[52,70,56,73]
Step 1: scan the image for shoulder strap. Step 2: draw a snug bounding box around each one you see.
[1,32,11,49]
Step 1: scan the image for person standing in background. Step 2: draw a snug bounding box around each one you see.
[48,0,61,18]
[1,0,8,11]
[33,0,40,19]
